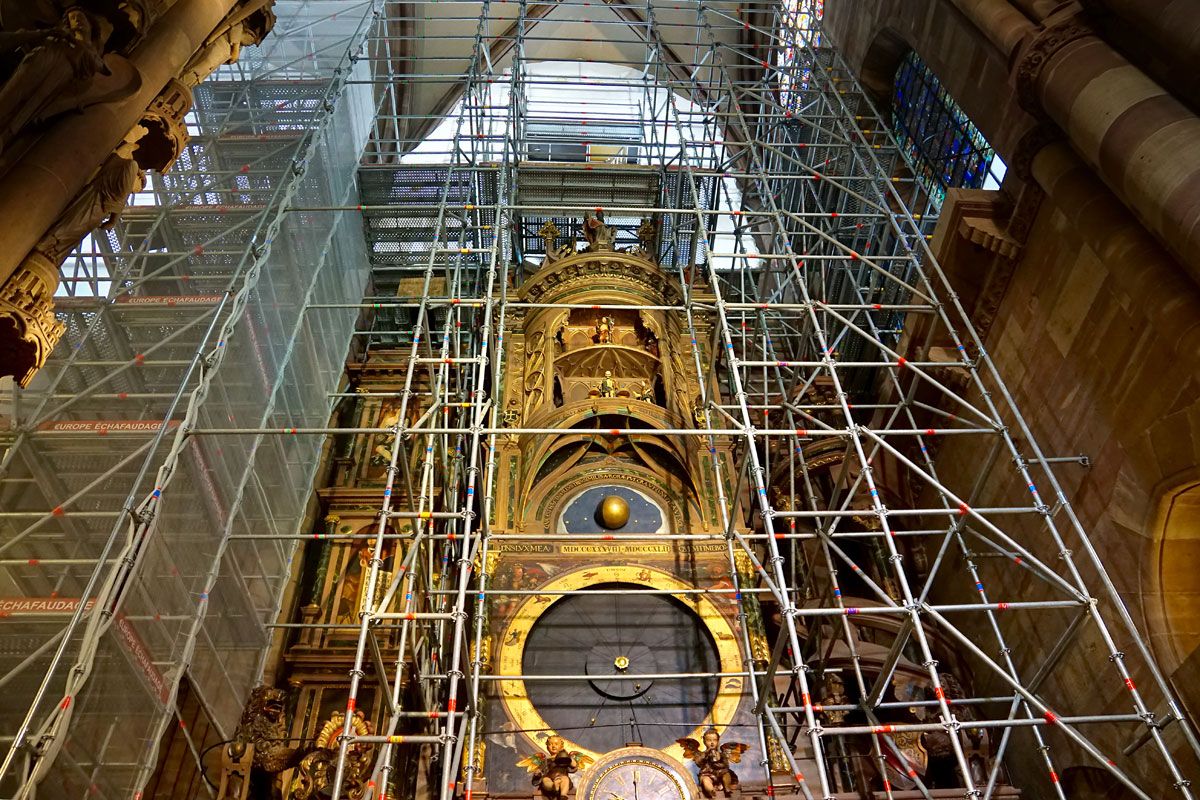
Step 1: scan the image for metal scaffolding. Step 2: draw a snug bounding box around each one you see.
[2,1,1198,799]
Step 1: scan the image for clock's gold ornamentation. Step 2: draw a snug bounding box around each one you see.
[820,672,850,725]
[517,735,594,800]
[599,494,630,529]
[677,728,749,799]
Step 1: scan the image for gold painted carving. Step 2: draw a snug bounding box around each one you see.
[290,710,375,800]
[0,252,64,388]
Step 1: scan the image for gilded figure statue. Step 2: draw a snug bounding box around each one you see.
[518,735,593,800]
[290,709,375,800]
[598,370,617,398]
[635,380,654,403]
[820,672,849,724]
[596,314,615,343]
[635,215,658,258]
[678,728,749,799]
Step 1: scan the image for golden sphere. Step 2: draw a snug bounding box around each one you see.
[599,495,630,529]
[614,655,630,671]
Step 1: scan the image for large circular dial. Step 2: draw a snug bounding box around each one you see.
[523,583,719,753]
[578,747,698,800]
[497,566,745,763]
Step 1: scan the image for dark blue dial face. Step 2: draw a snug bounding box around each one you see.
[558,485,665,534]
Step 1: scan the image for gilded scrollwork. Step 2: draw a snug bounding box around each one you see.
[290,710,375,800]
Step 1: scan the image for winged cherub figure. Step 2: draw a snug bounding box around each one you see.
[517,735,594,800]
[678,727,750,799]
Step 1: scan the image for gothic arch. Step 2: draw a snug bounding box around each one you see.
[1147,476,1200,671]
[859,26,910,110]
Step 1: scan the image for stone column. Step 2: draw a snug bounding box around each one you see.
[1016,17,1200,276]
[946,0,1036,58]
[1031,141,1200,323]
[1079,0,1200,72]
[0,0,244,285]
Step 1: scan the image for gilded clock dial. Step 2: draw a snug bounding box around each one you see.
[577,748,699,800]
[586,759,687,800]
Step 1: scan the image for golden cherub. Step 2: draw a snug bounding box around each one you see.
[677,727,749,799]
[517,735,594,800]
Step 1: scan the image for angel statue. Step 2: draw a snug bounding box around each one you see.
[518,735,594,800]
[678,727,749,799]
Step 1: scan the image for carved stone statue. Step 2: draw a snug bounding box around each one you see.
[0,7,112,155]
[598,370,617,398]
[678,728,749,799]
[217,686,315,800]
[180,0,276,88]
[0,126,144,386]
[635,215,658,258]
[518,735,592,800]
[33,128,145,263]
[582,209,615,252]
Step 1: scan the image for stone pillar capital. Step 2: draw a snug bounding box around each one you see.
[1013,14,1094,116]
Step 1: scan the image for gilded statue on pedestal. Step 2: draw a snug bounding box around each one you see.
[596,314,615,343]
[678,728,749,799]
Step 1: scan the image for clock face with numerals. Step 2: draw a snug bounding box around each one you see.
[578,747,698,800]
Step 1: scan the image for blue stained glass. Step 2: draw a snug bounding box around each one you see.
[892,51,1000,206]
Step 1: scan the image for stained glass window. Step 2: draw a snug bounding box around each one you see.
[892,51,1006,206]
[776,0,824,111]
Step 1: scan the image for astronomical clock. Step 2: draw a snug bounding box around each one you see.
[473,215,776,796]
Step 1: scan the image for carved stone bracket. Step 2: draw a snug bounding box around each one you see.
[136,78,193,172]
[0,253,65,387]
